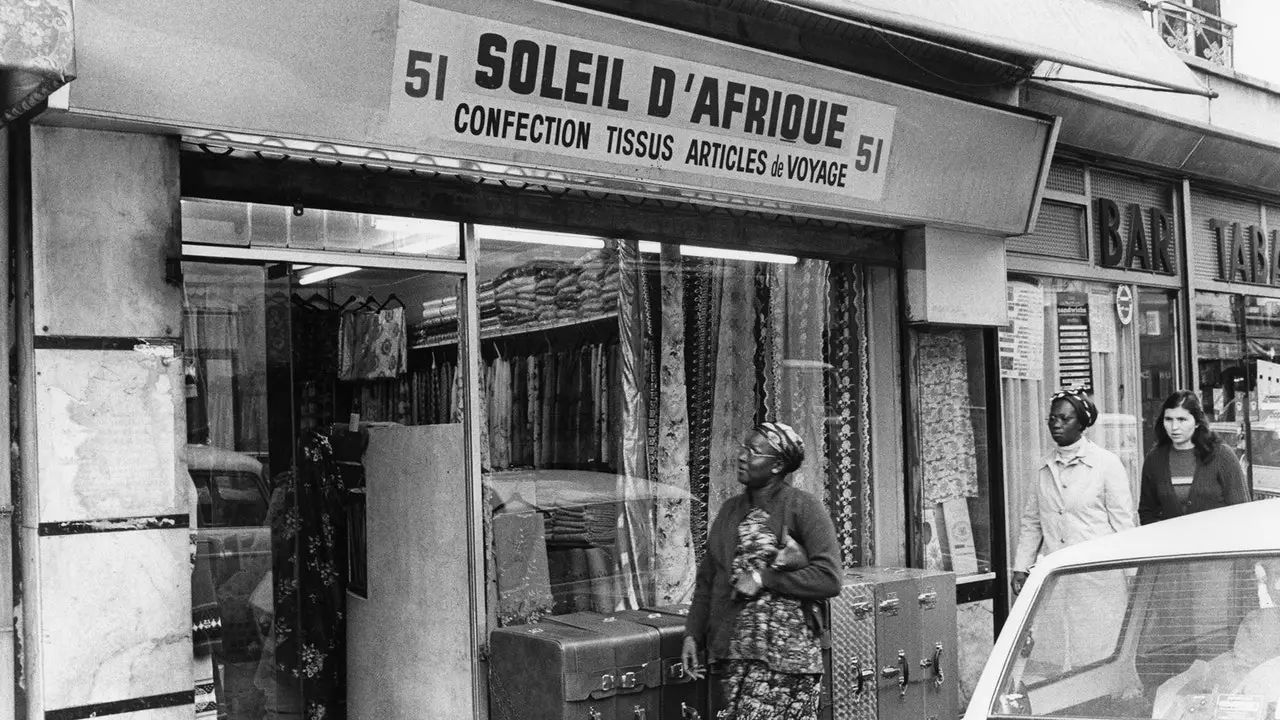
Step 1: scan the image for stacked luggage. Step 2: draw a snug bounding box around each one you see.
[488,567,956,720]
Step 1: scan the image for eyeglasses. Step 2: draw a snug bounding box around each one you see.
[739,443,778,460]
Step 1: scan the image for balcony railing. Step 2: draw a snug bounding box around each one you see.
[1151,0,1236,68]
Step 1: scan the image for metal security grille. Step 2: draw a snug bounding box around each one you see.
[1090,168,1179,274]
[1046,160,1086,195]
[1191,192,1261,283]
[1008,200,1087,259]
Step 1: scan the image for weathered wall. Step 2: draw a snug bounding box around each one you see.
[25,124,189,719]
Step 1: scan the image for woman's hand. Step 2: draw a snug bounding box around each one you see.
[681,636,704,680]
[1012,571,1029,596]
[772,531,808,571]
[733,569,763,598]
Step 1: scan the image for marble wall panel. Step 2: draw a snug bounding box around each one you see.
[39,528,191,711]
[35,348,184,524]
[30,125,181,339]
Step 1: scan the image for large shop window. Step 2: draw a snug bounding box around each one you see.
[464,231,876,627]
[909,328,994,581]
[183,203,467,720]
[1001,278,1179,571]
[1196,293,1280,499]
[180,199,881,719]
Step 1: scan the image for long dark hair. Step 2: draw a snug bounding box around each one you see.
[1153,389,1219,462]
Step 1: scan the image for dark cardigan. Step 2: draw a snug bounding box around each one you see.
[1138,441,1250,525]
[684,480,842,661]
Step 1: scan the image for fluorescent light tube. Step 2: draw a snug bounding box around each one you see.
[476,225,605,249]
[298,266,360,285]
[636,240,796,265]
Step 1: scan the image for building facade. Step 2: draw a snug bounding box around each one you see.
[2,1,1278,719]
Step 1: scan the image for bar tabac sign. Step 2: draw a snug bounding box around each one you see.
[1213,219,1278,286]
[385,0,898,204]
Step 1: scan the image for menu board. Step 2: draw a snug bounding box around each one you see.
[999,281,1045,381]
[1057,292,1094,392]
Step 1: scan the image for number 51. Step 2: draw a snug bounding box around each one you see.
[404,50,449,101]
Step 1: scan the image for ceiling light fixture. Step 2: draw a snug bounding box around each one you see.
[637,240,797,265]
[298,266,360,285]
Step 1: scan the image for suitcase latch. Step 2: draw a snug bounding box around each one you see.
[879,595,901,616]
[667,659,687,681]
[851,601,872,618]
[620,671,637,689]
[918,589,938,609]
[599,673,616,693]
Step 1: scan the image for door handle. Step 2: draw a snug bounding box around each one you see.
[852,656,876,696]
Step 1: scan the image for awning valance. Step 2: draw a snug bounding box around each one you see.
[1,0,75,124]
[783,0,1213,97]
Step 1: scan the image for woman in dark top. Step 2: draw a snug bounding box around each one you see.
[680,421,841,720]
[1139,390,1250,524]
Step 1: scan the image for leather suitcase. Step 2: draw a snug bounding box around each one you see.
[490,616,655,720]
[620,606,709,720]
[546,612,663,720]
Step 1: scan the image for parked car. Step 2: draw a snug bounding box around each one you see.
[965,499,1280,720]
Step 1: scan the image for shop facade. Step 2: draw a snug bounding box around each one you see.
[1187,186,1280,499]
[2,1,1120,719]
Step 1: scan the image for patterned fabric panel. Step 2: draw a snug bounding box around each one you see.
[829,579,877,720]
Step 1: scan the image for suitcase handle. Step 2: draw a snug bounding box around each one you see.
[881,650,908,699]
[919,642,944,688]
[680,701,702,719]
[853,657,876,696]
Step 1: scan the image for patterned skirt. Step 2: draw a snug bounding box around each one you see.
[716,659,821,720]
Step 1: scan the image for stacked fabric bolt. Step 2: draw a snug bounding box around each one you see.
[575,248,620,316]
[584,500,619,547]
[543,505,591,549]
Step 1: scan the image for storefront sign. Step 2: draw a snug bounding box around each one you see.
[64,0,1058,234]
[1056,292,1093,392]
[386,2,897,203]
[1213,219,1279,286]
[1095,198,1175,274]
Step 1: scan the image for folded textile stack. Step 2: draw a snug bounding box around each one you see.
[543,505,591,549]
[574,248,619,316]
[584,500,619,547]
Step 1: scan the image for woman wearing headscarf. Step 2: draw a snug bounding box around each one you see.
[1012,389,1136,672]
[681,422,841,720]
[1139,389,1250,525]
[1013,389,1136,593]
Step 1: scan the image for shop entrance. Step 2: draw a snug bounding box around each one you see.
[181,202,480,719]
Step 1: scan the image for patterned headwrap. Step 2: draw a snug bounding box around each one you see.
[1050,388,1099,428]
[755,421,805,475]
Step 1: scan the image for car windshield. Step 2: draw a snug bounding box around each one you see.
[992,553,1280,719]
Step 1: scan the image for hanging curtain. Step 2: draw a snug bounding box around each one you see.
[774,260,831,498]
[828,263,869,568]
[708,261,759,521]
[265,430,347,719]
[654,245,695,605]
[917,330,980,507]
[616,239,656,607]
[685,259,719,561]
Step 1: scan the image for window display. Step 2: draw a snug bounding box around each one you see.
[180,198,882,719]
[1196,292,1280,498]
